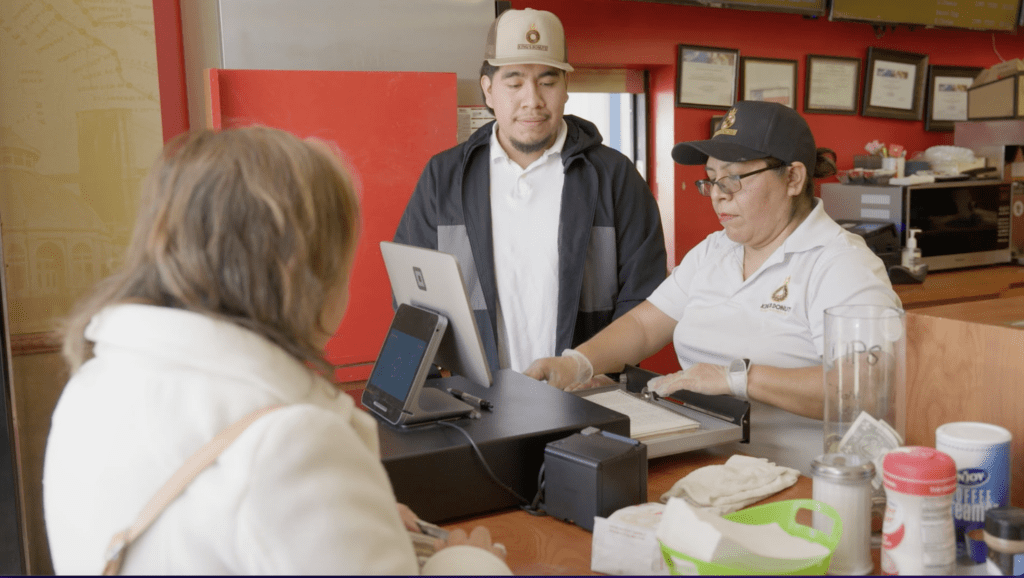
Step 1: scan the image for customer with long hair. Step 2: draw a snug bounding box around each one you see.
[44,126,509,574]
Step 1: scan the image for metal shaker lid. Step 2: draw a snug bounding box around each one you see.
[811,453,875,481]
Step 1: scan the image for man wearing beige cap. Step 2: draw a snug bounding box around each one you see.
[395,8,666,378]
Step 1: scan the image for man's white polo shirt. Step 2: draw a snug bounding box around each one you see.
[489,120,567,371]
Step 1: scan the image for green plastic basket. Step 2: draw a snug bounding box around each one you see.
[659,499,842,576]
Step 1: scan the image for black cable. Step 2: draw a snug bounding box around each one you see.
[523,463,547,517]
[434,420,531,506]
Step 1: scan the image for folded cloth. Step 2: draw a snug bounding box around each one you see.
[660,455,799,515]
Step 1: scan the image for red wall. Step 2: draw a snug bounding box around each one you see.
[152,0,1024,257]
[515,0,1024,257]
[205,69,459,382]
[151,1,1024,375]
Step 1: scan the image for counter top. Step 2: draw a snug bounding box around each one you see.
[906,294,1024,327]
[894,264,1024,309]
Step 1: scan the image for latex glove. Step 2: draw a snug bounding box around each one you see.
[523,349,594,391]
[647,363,730,397]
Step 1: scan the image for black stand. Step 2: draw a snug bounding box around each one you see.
[888,263,928,284]
[398,383,474,427]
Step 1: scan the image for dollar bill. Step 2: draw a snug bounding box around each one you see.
[837,411,902,488]
[876,417,904,446]
[838,411,901,457]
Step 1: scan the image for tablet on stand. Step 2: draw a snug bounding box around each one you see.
[362,303,474,426]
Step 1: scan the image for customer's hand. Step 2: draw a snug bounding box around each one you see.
[524,349,594,391]
[396,503,420,532]
[437,526,507,560]
[648,363,730,397]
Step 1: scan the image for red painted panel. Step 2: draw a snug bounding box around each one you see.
[207,69,457,381]
[151,0,189,142]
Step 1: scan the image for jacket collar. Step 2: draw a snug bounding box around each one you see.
[488,119,568,167]
[463,114,602,168]
[85,304,334,404]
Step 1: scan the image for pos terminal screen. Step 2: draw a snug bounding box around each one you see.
[367,328,428,401]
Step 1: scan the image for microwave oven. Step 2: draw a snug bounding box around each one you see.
[821,179,1012,271]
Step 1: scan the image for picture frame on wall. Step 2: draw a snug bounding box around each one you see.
[862,47,929,121]
[676,44,740,109]
[741,57,798,108]
[925,64,983,132]
[804,55,861,115]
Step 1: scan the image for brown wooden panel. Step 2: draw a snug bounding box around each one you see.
[905,297,1024,508]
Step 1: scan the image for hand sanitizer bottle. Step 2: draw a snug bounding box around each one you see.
[902,229,922,271]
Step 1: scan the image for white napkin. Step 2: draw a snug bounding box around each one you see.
[659,455,799,515]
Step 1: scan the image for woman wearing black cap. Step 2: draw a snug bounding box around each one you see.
[525,101,901,473]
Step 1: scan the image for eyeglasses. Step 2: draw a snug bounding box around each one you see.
[694,163,786,197]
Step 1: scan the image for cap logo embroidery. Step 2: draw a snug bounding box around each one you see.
[714,108,738,137]
[525,26,540,44]
[518,25,547,51]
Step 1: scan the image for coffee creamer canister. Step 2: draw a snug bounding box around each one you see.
[935,422,1013,565]
[881,446,957,575]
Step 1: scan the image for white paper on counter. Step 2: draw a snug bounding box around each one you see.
[590,503,670,575]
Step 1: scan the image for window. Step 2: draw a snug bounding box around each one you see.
[565,69,648,179]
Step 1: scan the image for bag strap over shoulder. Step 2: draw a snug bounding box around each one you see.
[102,405,284,575]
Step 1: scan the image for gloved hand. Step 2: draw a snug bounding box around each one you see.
[647,363,731,397]
[523,349,594,391]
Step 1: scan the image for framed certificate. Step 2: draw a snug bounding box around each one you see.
[741,57,798,108]
[862,47,928,121]
[676,45,740,109]
[804,55,861,115]
[925,65,983,132]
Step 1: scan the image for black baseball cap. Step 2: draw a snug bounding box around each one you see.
[671,101,816,170]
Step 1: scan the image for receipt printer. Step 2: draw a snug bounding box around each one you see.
[541,427,647,532]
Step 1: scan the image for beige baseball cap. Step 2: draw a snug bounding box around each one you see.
[484,8,574,72]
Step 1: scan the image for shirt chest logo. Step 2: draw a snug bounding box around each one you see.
[760,276,793,313]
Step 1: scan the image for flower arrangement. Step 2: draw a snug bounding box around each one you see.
[865,140,906,158]
[864,140,886,157]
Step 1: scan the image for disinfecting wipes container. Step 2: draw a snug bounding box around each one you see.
[936,422,1013,565]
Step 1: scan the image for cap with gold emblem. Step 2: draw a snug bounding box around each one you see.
[484,8,574,72]
[671,101,816,170]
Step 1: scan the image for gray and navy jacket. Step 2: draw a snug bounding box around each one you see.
[393,114,668,373]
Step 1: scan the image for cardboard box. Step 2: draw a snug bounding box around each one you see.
[967,59,1024,120]
[972,58,1024,86]
[1005,147,1024,181]
[853,155,883,169]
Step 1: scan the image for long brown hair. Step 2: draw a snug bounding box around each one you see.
[61,126,361,377]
